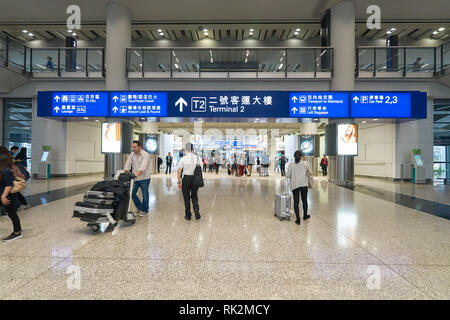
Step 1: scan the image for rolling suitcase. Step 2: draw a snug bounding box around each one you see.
[73,201,116,223]
[84,190,116,206]
[274,179,292,221]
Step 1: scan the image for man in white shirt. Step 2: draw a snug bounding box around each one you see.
[177,143,201,221]
[124,140,151,216]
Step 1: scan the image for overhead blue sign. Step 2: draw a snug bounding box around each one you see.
[167,91,288,118]
[289,92,349,118]
[51,92,108,116]
[110,92,168,117]
[351,92,412,118]
[37,91,109,117]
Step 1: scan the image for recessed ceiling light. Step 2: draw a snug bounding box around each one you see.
[28,33,34,37]
[95,119,99,122]
[159,32,164,36]
[296,28,301,32]
[362,121,367,123]
[22,30,28,33]
[433,31,439,35]
[250,28,254,32]
[83,117,89,120]
[294,31,299,35]
[386,30,392,34]
[203,28,208,32]
[373,119,378,121]
[438,27,445,32]
[72,32,77,36]
[157,29,162,32]
[390,27,396,31]
[67,29,72,33]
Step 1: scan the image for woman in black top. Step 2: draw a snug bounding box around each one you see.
[0,154,22,241]
[14,147,28,168]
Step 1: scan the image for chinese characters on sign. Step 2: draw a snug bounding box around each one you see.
[52,92,109,116]
[110,92,168,117]
[289,92,349,118]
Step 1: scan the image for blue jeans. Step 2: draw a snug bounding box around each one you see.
[132,178,150,213]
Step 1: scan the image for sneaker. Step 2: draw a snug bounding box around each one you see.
[136,210,142,216]
[195,212,201,220]
[139,211,148,217]
[184,215,191,221]
[3,232,22,242]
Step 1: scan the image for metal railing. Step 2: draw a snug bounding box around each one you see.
[356,44,450,78]
[0,34,105,77]
[126,47,333,78]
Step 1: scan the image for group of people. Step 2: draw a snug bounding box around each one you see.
[0,146,30,242]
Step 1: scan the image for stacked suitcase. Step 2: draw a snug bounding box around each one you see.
[73,171,136,233]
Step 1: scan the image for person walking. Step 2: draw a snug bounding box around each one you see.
[280,152,287,177]
[177,143,201,220]
[320,154,328,176]
[14,147,28,169]
[286,150,311,225]
[247,153,254,177]
[124,140,151,217]
[157,156,163,173]
[165,152,173,174]
[208,153,214,173]
[214,153,221,175]
[238,153,246,176]
[0,147,29,211]
[261,153,269,177]
[0,154,22,241]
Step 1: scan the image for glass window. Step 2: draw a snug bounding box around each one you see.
[2,98,32,170]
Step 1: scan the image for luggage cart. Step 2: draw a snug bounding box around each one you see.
[73,170,137,233]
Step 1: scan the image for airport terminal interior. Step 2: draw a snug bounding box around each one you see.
[0,0,449,300]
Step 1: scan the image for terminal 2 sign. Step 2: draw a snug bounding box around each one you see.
[37,90,427,119]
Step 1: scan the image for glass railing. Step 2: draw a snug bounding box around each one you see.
[127,47,333,77]
[440,41,450,74]
[0,34,28,72]
[356,46,438,77]
[30,47,104,75]
[0,35,105,76]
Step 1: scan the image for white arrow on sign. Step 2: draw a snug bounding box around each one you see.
[54,106,60,113]
[54,95,60,102]
[112,106,118,113]
[291,106,298,114]
[112,95,119,102]
[175,97,187,112]
[291,96,298,102]
[353,96,359,103]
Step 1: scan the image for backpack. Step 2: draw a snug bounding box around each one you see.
[18,166,30,181]
[192,155,204,188]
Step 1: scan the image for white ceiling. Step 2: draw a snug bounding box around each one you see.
[0,0,449,24]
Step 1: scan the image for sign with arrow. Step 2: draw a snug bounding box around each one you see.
[175,97,187,112]
[289,92,349,118]
[109,91,168,117]
[48,91,108,117]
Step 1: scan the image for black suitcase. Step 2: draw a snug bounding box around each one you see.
[73,201,115,221]
[84,190,116,205]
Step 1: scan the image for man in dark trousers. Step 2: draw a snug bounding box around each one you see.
[165,152,173,174]
[280,152,287,176]
[157,156,163,173]
[177,143,201,221]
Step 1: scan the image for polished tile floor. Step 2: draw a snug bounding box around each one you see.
[0,173,449,300]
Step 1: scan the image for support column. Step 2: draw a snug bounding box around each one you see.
[330,0,355,91]
[104,3,132,178]
[329,0,356,187]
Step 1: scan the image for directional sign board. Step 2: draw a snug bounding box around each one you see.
[351,92,414,118]
[46,92,109,117]
[289,92,349,118]
[168,91,288,118]
[110,92,168,117]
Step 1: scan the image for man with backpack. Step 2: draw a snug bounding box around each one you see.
[280,152,288,177]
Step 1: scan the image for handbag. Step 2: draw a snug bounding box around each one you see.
[306,170,315,189]
[192,155,204,188]
[11,176,27,193]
